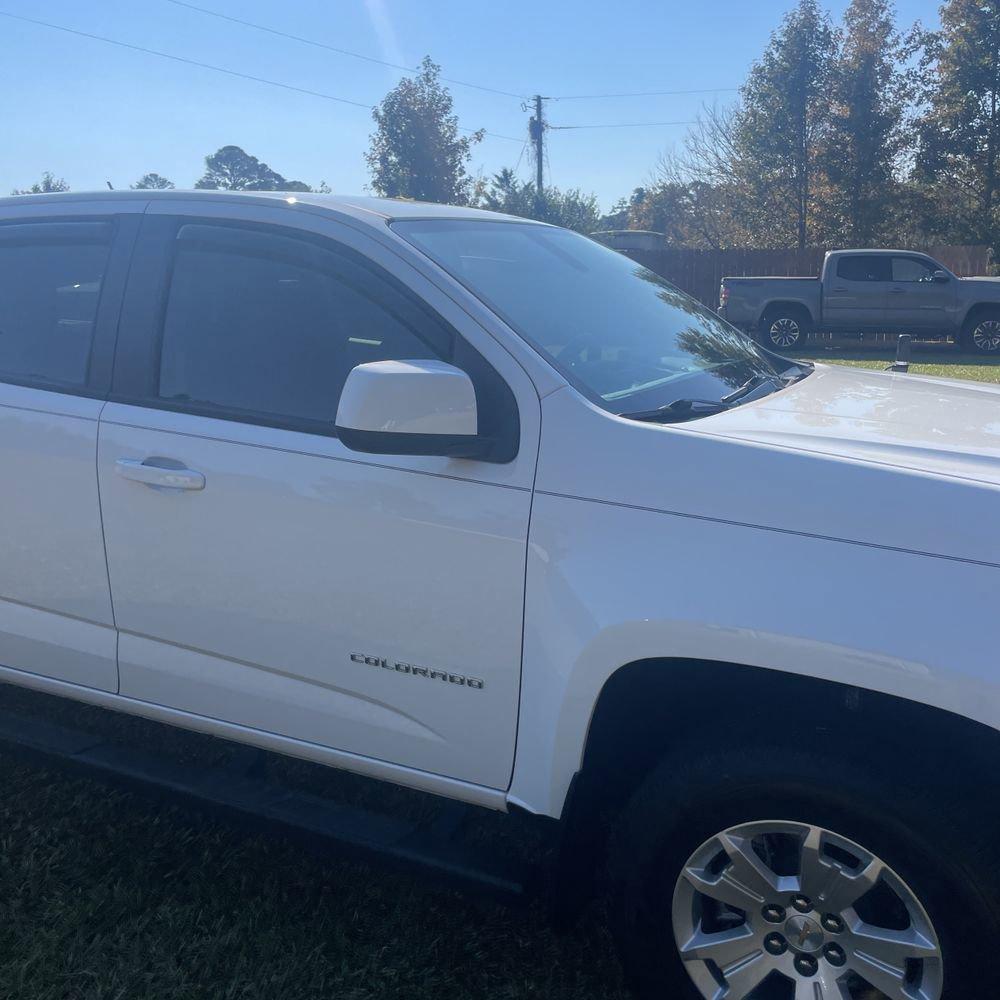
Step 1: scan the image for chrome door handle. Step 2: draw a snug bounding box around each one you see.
[890,288,906,294]
[115,457,206,491]
[831,286,848,292]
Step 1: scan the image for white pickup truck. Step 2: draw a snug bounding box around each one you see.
[720,247,1000,354]
[1,190,997,1000]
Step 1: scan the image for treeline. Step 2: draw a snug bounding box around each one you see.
[605,0,1000,252]
[13,0,1000,254]
[11,147,330,197]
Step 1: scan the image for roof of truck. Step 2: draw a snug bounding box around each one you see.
[825,248,931,255]
[0,189,534,226]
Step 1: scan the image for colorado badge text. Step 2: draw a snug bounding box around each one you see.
[350,653,485,690]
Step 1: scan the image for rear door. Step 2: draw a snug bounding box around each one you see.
[97,202,539,788]
[886,255,956,331]
[823,254,891,330]
[0,203,139,691]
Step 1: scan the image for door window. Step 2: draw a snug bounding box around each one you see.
[156,224,452,429]
[835,255,891,282]
[0,221,113,388]
[891,257,937,283]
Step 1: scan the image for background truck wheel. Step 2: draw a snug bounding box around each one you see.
[607,745,997,1000]
[758,308,809,351]
[962,311,1000,354]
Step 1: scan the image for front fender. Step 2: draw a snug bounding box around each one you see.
[508,492,1000,818]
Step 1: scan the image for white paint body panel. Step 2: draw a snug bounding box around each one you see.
[0,384,117,690]
[336,360,478,436]
[98,404,531,787]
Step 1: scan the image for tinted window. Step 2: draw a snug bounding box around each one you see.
[891,257,936,282]
[836,255,891,282]
[0,222,112,388]
[158,226,450,427]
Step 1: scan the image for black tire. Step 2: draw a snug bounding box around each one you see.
[608,745,998,999]
[758,308,810,352]
[962,310,1000,354]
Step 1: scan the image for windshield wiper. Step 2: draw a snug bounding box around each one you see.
[720,372,782,404]
[620,398,734,423]
[622,367,804,424]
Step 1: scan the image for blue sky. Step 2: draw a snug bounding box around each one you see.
[2,0,941,208]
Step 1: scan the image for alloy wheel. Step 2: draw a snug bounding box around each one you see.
[671,820,943,999]
[972,320,1000,353]
[768,318,801,349]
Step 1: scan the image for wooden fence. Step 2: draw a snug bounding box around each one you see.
[593,238,992,308]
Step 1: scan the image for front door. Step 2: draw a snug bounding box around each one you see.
[885,255,957,331]
[97,207,538,788]
[823,254,891,331]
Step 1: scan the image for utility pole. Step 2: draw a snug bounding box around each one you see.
[528,94,546,214]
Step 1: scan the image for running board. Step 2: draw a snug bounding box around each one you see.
[0,707,535,902]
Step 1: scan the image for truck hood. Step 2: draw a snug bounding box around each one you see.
[960,276,1000,289]
[698,363,1000,486]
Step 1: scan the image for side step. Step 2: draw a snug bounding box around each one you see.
[0,707,536,902]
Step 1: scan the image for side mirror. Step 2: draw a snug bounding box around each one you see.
[336,359,491,460]
[932,269,950,283]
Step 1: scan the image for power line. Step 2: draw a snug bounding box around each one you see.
[549,120,700,130]
[552,87,738,100]
[0,11,522,142]
[163,0,527,100]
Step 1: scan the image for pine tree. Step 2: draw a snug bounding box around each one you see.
[915,0,1000,251]
[733,0,838,247]
[827,0,911,243]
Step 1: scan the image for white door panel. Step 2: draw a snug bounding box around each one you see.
[99,405,530,787]
[0,385,117,690]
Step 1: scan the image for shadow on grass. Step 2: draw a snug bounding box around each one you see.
[0,684,630,1000]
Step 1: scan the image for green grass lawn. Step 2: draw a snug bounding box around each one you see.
[0,686,629,1000]
[796,342,1000,383]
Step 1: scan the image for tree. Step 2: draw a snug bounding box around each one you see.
[733,0,838,247]
[637,109,760,249]
[12,171,69,195]
[478,169,601,232]
[132,172,175,190]
[915,0,1000,252]
[825,0,912,243]
[194,145,309,191]
[366,57,483,204]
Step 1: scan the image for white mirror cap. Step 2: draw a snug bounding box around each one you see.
[336,359,478,436]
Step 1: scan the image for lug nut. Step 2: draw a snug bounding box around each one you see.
[791,894,812,913]
[794,954,819,977]
[764,932,788,956]
[824,943,847,967]
[822,913,844,934]
[762,904,786,923]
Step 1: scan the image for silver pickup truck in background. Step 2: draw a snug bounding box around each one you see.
[720,248,1000,354]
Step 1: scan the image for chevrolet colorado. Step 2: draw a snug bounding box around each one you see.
[720,247,1000,354]
[1,190,997,1000]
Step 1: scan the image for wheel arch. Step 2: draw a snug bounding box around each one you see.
[572,657,1000,823]
[758,299,815,329]
[961,301,1000,331]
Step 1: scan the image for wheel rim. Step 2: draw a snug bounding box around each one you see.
[671,820,943,999]
[972,320,1000,352]
[768,318,801,349]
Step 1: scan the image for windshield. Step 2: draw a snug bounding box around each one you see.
[393,219,793,416]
